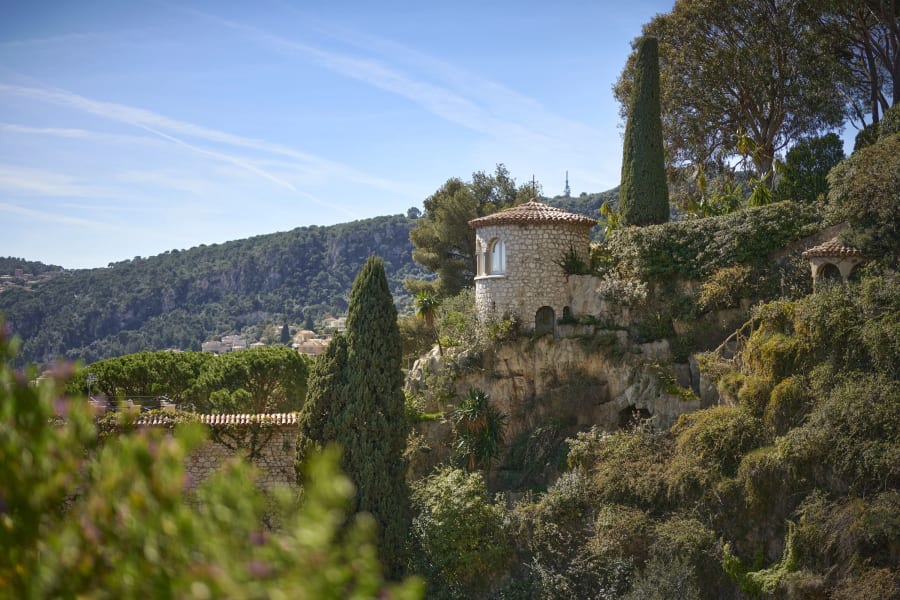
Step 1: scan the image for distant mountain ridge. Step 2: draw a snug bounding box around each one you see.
[0,215,427,366]
[0,192,611,366]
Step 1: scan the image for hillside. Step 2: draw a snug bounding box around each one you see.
[546,188,619,240]
[0,214,428,366]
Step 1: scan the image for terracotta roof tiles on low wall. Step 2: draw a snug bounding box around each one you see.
[136,412,299,427]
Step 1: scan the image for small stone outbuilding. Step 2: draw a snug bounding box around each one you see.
[802,236,866,284]
[468,201,596,333]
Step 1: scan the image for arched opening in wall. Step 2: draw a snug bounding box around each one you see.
[618,405,652,429]
[535,306,555,336]
[560,306,575,324]
[817,263,841,283]
[488,238,506,274]
[848,263,864,283]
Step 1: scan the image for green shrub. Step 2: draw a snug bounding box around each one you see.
[651,515,724,596]
[410,467,510,597]
[510,470,636,599]
[667,407,766,503]
[591,504,654,565]
[716,371,746,406]
[738,445,791,517]
[879,104,900,139]
[608,201,821,281]
[737,375,774,420]
[764,376,810,436]
[778,372,900,495]
[827,132,900,262]
[622,555,701,600]
[697,265,756,312]
[555,245,591,275]
[853,122,879,152]
[569,427,672,511]
[793,491,900,575]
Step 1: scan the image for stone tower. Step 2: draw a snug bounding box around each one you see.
[468,201,596,333]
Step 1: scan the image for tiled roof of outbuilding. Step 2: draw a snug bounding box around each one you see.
[468,201,597,228]
[137,412,298,427]
[802,237,864,259]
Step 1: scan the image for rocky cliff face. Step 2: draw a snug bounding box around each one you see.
[407,330,702,488]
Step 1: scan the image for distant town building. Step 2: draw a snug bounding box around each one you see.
[296,337,330,356]
[202,335,251,354]
[321,316,347,333]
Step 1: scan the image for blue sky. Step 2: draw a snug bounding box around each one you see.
[1,0,675,268]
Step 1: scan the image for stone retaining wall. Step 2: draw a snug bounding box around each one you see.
[183,425,300,492]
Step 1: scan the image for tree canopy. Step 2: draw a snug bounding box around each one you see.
[73,347,309,414]
[814,0,900,127]
[827,131,900,263]
[775,133,846,202]
[615,0,847,180]
[407,165,533,297]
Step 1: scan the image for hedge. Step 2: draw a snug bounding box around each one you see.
[608,202,821,281]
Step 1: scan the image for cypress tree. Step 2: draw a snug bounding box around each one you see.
[294,334,348,472]
[294,256,410,578]
[619,35,669,226]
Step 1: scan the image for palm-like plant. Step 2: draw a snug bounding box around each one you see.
[453,389,507,472]
[414,291,443,356]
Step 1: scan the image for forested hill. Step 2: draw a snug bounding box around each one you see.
[0,214,428,366]
[547,188,619,239]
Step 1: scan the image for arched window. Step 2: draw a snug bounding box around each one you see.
[489,239,506,274]
[475,239,484,276]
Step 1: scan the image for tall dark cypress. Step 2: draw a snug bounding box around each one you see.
[295,256,410,578]
[294,333,348,474]
[619,35,669,226]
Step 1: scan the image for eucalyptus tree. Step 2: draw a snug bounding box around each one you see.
[614,0,846,183]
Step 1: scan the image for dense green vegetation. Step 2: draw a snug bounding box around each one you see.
[618,36,669,226]
[295,257,410,578]
[406,165,533,297]
[65,346,310,414]
[0,329,422,598]
[0,257,62,276]
[0,215,426,366]
[3,2,898,596]
[774,133,845,203]
[608,201,822,281]
[827,132,900,262]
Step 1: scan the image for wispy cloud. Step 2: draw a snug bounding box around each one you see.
[0,83,409,213]
[0,164,115,198]
[0,122,161,146]
[191,9,604,152]
[0,200,110,229]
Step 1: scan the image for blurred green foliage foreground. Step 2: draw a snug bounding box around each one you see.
[0,326,423,599]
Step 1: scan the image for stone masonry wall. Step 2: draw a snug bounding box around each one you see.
[475,222,591,326]
[182,425,299,492]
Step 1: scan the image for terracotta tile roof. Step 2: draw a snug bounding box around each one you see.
[137,412,299,427]
[802,237,864,259]
[468,201,597,228]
